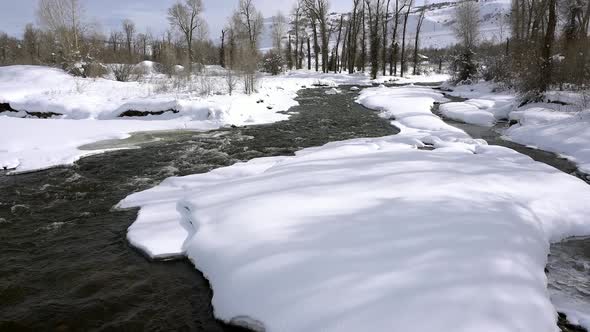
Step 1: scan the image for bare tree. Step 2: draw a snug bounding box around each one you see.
[303,0,330,73]
[382,0,391,76]
[291,1,305,69]
[360,0,367,72]
[412,5,426,75]
[451,0,479,83]
[539,0,557,93]
[231,0,264,94]
[167,0,205,73]
[109,30,122,54]
[37,0,83,52]
[220,29,226,67]
[348,0,362,74]
[390,0,407,75]
[332,14,345,72]
[399,0,412,77]
[236,0,264,48]
[122,19,136,58]
[271,11,287,54]
[136,32,151,60]
[366,0,384,79]
[23,24,40,64]
[453,1,479,50]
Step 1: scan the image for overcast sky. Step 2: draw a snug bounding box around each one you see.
[0,0,351,42]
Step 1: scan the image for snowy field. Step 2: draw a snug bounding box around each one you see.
[120,85,590,331]
[1,65,445,173]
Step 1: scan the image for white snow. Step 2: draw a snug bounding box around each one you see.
[509,108,575,126]
[356,85,476,146]
[506,110,590,173]
[0,65,378,173]
[0,116,219,173]
[120,84,590,332]
[442,82,590,175]
[439,102,496,127]
[374,73,451,85]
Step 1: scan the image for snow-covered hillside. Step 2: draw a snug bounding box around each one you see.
[259,0,511,51]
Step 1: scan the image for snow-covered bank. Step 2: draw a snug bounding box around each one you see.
[356,85,477,146]
[506,111,590,173]
[440,82,590,174]
[0,65,302,121]
[120,84,590,332]
[0,116,221,173]
[0,66,382,173]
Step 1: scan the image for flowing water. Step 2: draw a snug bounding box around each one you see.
[0,87,397,331]
[1,84,587,331]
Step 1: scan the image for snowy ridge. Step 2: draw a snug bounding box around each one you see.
[120,84,590,332]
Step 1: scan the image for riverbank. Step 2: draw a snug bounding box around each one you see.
[0,65,441,174]
[440,82,590,175]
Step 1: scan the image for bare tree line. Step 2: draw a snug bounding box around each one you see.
[2,0,443,84]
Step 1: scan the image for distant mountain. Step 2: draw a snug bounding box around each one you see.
[259,0,511,51]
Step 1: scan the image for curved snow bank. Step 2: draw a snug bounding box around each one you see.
[0,116,219,173]
[120,135,590,332]
[120,84,590,332]
[356,86,478,145]
[439,102,496,127]
[509,108,575,126]
[440,83,516,123]
[506,111,590,173]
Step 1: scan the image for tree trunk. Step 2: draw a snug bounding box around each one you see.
[539,0,556,93]
[333,15,344,73]
[320,21,329,73]
[390,0,400,75]
[220,30,226,68]
[400,3,411,77]
[360,2,367,72]
[413,9,425,75]
[311,19,319,71]
[287,35,293,70]
[383,0,391,76]
[300,38,304,69]
[307,37,312,70]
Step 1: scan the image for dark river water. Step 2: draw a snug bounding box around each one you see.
[0,85,587,331]
[0,87,398,331]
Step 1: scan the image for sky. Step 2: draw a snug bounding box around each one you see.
[0,0,351,42]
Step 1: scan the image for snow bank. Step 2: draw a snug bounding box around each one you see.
[374,73,451,85]
[356,85,476,145]
[509,108,575,126]
[506,110,590,173]
[439,102,496,127]
[0,65,301,121]
[120,134,590,332]
[435,84,515,126]
[2,65,393,173]
[442,82,590,175]
[0,116,219,173]
[120,84,590,331]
